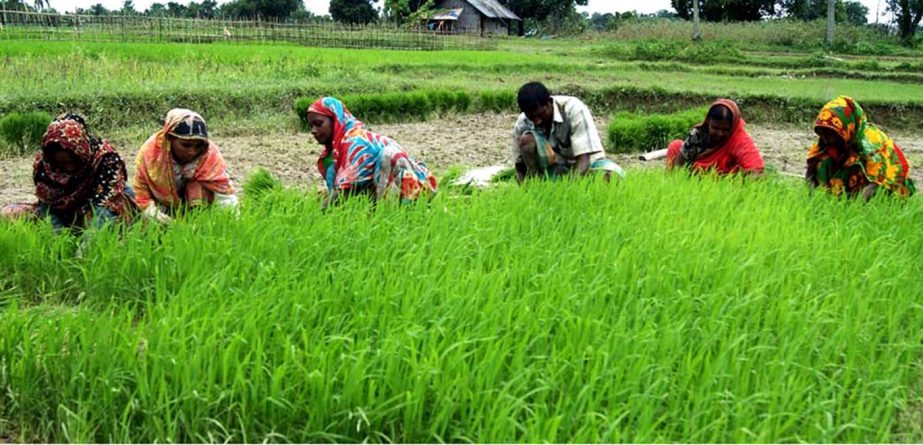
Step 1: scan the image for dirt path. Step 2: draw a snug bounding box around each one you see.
[3,113,923,204]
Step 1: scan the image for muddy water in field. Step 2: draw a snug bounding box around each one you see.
[2,113,922,204]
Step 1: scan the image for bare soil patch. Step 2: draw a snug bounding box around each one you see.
[2,113,923,204]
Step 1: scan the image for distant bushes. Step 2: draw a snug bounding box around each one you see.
[0,112,52,156]
[631,40,742,64]
[607,107,707,154]
[294,90,516,127]
[595,40,744,64]
[606,19,905,55]
[597,40,923,75]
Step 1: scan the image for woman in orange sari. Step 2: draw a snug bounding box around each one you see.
[807,96,915,199]
[133,109,238,224]
[666,99,765,176]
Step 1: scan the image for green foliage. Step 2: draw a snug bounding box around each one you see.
[886,0,923,42]
[844,0,869,25]
[503,0,588,32]
[0,111,52,156]
[6,38,923,137]
[781,0,848,22]
[473,90,517,113]
[294,90,512,127]
[2,173,923,442]
[607,107,707,153]
[217,0,303,20]
[242,167,283,199]
[606,19,904,55]
[602,40,744,64]
[329,0,379,25]
[671,0,777,21]
[382,0,436,26]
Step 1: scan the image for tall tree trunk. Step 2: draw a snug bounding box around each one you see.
[692,0,701,41]
[825,0,835,45]
[893,0,922,42]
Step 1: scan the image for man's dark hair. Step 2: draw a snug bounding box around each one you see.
[517,82,552,113]
[707,104,734,123]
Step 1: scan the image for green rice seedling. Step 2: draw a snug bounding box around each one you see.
[242,167,283,200]
[294,90,472,125]
[7,40,923,134]
[607,107,708,153]
[0,111,53,156]
[474,90,517,113]
[2,171,922,442]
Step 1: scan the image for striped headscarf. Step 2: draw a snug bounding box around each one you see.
[133,108,234,209]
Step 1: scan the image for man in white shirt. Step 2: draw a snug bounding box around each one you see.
[512,82,624,183]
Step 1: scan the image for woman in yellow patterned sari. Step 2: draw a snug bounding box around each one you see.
[807,96,915,200]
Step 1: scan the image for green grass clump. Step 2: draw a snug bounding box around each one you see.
[597,40,743,64]
[295,90,473,127]
[0,111,52,156]
[1,172,922,442]
[8,40,923,133]
[607,107,708,153]
[294,89,510,128]
[242,167,283,199]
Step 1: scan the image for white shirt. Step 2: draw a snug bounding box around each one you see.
[512,95,606,165]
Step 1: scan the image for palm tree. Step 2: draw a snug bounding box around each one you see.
[825,0,835,45]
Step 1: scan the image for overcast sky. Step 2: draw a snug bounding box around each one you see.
[49,0,889,23]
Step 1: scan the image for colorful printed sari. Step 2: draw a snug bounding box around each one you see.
[808,96,915,197]
[2,113,134,229]
[308,97,437,202]
[666,99,765,175]
[133,109,235,209]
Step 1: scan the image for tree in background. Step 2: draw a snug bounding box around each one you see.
[844,0,868,24]
[330,0,378,24]
[887,0,923,41]
[781,0,846,21]
[145,2,166,15]
[184,0,216,18]
[88,3,109,14]
[165,1,187,16]
[588,12,617,31]
[218,0,304,19]
[120,0,138,14]
[1,0,35,11]
[502,0,588,34]
[671,0,777,21]
[382,0,431,24]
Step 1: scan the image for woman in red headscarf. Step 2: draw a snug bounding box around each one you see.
[133,108,238,224]
[666,99,765,176]
[1,113,135,232]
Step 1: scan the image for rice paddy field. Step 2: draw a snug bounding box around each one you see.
[2,20,923,442]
